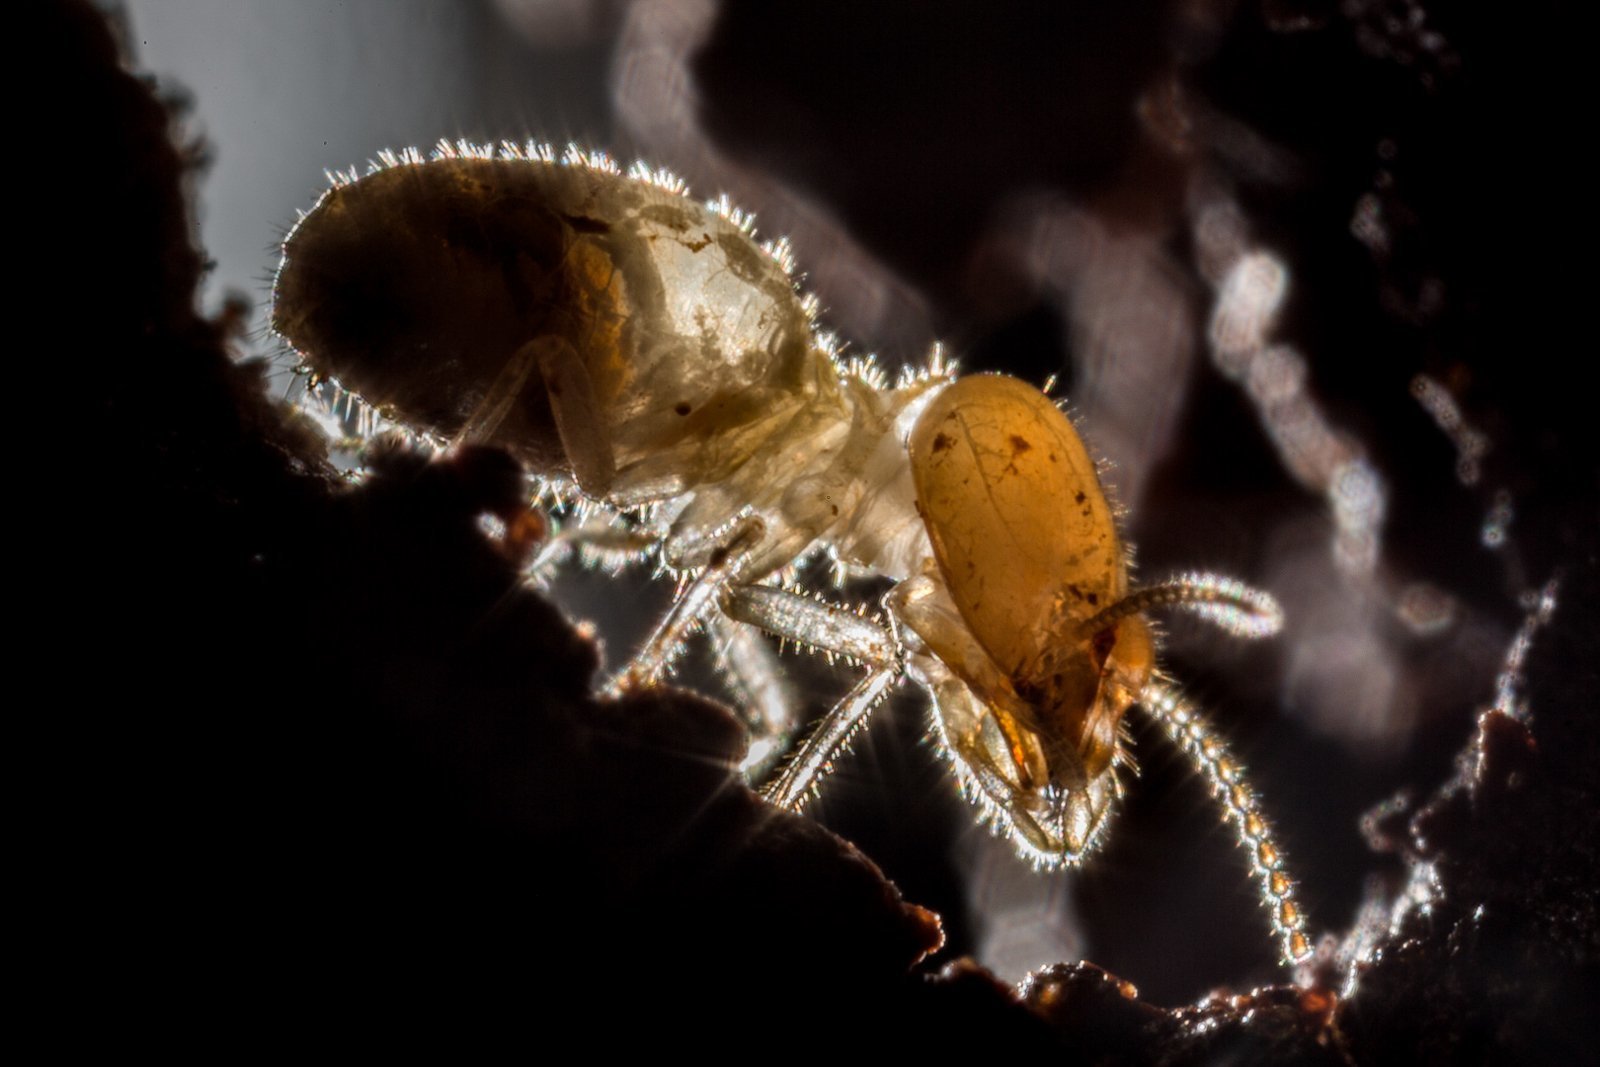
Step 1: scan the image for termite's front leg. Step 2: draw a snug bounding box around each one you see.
[721,585,902,809]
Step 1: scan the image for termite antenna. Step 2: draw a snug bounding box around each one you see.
[1139,678,1311,965]
[1074,571,1283,641]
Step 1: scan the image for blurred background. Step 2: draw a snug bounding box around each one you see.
[114,0,1585,1004]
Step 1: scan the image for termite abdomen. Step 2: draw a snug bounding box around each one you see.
[275,158,573,470]
[274,151,823,496]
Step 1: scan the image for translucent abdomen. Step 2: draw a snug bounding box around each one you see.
[274,150,830,497]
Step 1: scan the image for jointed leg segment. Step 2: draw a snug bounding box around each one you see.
[762,667,899,810]
[707,612,800,777]
[594,540,1309,965]
[603,514,766,694]
[721,584,904,808]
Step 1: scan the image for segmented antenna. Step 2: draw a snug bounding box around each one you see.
[1140,679,1311,965]
[1074,572,1284,641]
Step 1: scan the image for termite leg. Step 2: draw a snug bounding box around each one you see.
[706,612,800,779]
[604,513,765,694]
[453,335,619,497]
[763,667,899,810]
[452,338,541,448]
[721,584,903,807]
[721,585,899,668]
[1139,678,1312,965]
[533,335,617,497]
[525,519,660,586]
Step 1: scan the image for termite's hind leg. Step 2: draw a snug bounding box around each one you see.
[454,335,619,497]
[533,336,617,497]
[721,584,902,809]
[1138,678,1312,965]
[525,513,661,587]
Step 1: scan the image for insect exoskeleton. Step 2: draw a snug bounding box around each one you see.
[274,140,1311,964]
[900,373,1155,861]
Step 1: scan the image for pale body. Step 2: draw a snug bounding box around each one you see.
[275,142,1308,959]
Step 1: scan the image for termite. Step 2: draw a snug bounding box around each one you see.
[273,140,1310,963]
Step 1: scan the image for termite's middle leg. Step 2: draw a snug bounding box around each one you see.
[602,513,768,694]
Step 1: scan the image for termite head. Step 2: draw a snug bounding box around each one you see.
[923,610,1153,865]
[900,372,1157,865]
